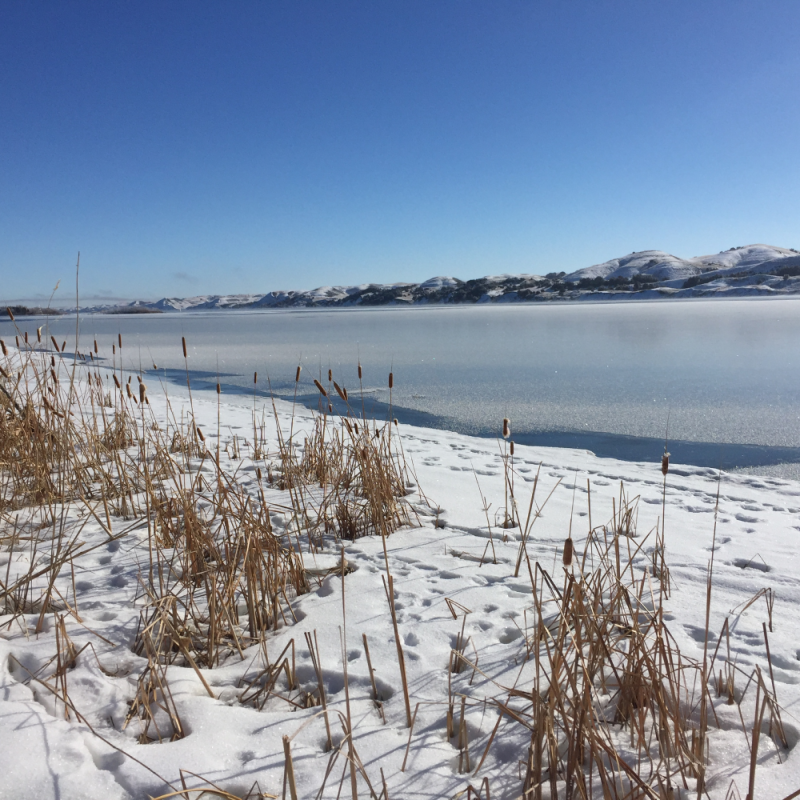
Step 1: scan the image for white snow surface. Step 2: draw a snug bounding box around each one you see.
[2,375,800,800]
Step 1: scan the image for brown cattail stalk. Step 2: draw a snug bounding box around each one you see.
[502,418,510,439]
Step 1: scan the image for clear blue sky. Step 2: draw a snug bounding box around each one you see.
[2,1,799,304]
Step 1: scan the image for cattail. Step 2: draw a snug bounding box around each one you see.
[197,427,205,442]
[24,332,28,344]
[182,337,187,358]
[510,441,515,456]
[256,466,262,481]
[51,356,55,367]
[254,371,257,384]
[216,382,221,394]
[50,336,58,351]
[6,308,15,321]
[137,375,142,383]
[328,369,332,382]
[112,344,115,355]
[295,365,302,382]
[0,339,6,356]
[113,374,121,389]
[36,326,42,343]
[15,336,19,348]
[126,384,133,399]
[152,363,157,370]
[354,422,360,434]
[343,387,348,402]
[94,339,98,354]
[661,451,670,476]
[563,537,574,567]
[118,333,122,348]
[393,418,398,426]
[389,372,393,389]
[502,418,510,439]
[313,379,327,397]
[328,402,333,413]
[139,383,146,403]
[358,363,362,380]
[334,381,346,401]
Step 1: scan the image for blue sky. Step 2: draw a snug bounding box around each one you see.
[2,1,799,303]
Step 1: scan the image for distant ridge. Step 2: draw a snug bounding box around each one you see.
[89,244,800,312]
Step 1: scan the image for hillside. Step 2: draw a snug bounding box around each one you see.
[97,244,800,312]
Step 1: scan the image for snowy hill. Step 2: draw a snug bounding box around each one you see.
[100,244,800,312]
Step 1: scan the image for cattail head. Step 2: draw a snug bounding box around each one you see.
[661,451,670,476]
[51,356,55,368]
[94,339,98,354]
[36,326,42,343]
[502,418,510,439]
[6,308,15,321]
[113,374,121,389]
[112,344,115,355]
[510,441,515,457]
[562,537,574,567]
[328,368,332,382]
[139,383,146,403]
[393,418,398,426]
[24,332,28,344]
[216,382,221,395]
[118,333,122,348]
[182,336,187,358]
[253,371,257,384]
[197,427,205,442]
[50,336,58,351]
[15,336,19,348]
[126,383,133,399]
[0,339,6,357]
[388,372,393,389]
[343,386,348,402]
[328,402,333,413]
[358,363,362,380]
[295,365,302,382]
[313,378,327,397]
[333,381,346,401]
[256,466,262,481]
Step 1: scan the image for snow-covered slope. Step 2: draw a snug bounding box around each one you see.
[97,245,800,313]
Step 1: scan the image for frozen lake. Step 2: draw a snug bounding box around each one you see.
[5,298,800,474]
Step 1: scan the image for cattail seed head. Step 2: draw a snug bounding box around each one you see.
[51,356,55,367]
[94,339,98,354]
[661,451,670,476]
[328,402,333,413]
[6,308,15,321]
[24,332,28,344]
[197,427,205,442]
[182,337,187,358]
[343,387,348,402]
[328,369,332,382]
[50,336,58,351]
[118,333,122,348]
[0,339,6,356]
[510,441,515,456]
[36,326,42,343]
[358,363,362,380]
[313,378,327,397]
[112,344,115,354]
[216,382,221,394]
[295,365,302,382]
[388,372,393,389]
[334,381,346,401]
[15,336,19,348]
[256,466,262,481]
[139,383,146,403]
[253,371,257,384]
[113,374,121,389]
[563,537,574,567]
[126,384,132,399]
[502,418,510,439]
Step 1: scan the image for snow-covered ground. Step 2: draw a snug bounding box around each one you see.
[1,371,799,799]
